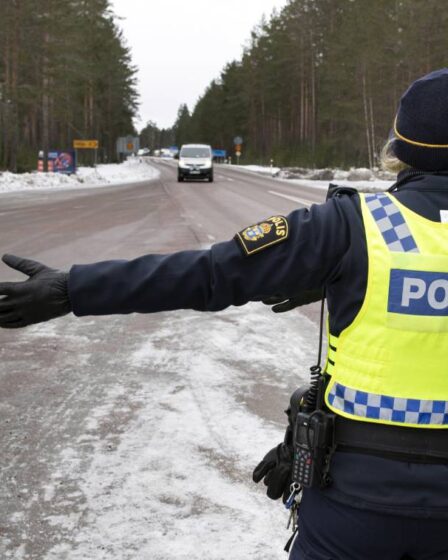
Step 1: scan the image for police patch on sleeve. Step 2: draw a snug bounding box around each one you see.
[235,216,289,256]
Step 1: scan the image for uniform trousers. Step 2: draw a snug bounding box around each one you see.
[289,488,448,560]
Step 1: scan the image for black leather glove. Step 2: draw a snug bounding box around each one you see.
[263,289,323,313]
[253,441,293,502]
[0,254,71,328]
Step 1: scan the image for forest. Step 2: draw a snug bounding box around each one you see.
[0,0,138,171]
[171,0,448,168]
[3,0,448,172]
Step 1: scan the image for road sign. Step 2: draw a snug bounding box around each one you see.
[48,151,76,174]
[116,136,140,157]
[233,136,243,145]
[235,151,242,157]
[213,149,227,158]
[235,144,242,152]
[73,139,99,149]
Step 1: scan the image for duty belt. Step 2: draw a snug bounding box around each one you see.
[334,416,448,464]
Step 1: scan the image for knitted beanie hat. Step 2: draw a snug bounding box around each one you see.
[393,68,448,171]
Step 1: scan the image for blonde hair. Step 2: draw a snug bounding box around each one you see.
[380,139,410,174]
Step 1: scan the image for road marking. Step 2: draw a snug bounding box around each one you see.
[227,177,234,182]
[268,190,312,207]
[207,234,216,242]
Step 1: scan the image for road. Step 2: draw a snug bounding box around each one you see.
[0,161,327,560]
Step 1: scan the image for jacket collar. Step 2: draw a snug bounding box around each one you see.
[389,168,448,192]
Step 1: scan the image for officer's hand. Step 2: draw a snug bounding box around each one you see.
[252,442,293,502]
[263,289,323,313]
[0,254,71,329]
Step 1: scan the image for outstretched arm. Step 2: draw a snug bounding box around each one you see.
[0,197,354,327]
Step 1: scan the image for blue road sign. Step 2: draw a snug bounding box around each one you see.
[213,149,227,158]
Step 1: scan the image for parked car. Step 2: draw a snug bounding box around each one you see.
[178,144,213,182]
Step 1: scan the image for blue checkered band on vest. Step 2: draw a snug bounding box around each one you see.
[365,193,419,253]
[328,382,448,425]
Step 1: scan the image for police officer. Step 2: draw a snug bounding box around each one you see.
[1,69,448,559]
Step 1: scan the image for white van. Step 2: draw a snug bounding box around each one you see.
[178,144,213,182]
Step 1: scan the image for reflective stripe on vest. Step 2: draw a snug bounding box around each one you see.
[324,192,448,428]
[364,193,419,253]
[328,382,448,425]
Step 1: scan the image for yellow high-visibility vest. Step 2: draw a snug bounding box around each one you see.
[325,192,448,428]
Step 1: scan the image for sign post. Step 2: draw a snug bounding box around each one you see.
[73,139,99,168]
[73,140,99,149]
[37,150,45,172]
[212,149,227,162]
[116,136,140,161]
[48,151,77,174]
[233,136,243,165]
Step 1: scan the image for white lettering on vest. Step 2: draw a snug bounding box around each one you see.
[401,278,426,307]
[427,279,448,310]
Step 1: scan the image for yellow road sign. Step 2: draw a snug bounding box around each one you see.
[73,140,99,149]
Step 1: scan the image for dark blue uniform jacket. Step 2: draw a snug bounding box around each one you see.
[69,170,448,519]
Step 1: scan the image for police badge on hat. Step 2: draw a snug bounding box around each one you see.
[235,216,289,255]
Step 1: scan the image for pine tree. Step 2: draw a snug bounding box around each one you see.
[186,0,448,168]
[0,0,138,171]
[173,104,192,147]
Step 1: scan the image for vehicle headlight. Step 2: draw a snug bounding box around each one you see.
[179,160,189,168]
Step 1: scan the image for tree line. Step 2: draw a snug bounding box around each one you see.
[0,0,138,172]
[170,0,448,168]
[140,120,175,152]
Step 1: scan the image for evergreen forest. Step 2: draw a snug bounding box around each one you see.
[3,0,448,172]
[172,0,448,168]
[0,0,138,171]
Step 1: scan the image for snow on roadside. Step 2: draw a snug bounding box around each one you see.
[39,303,317,560]
[0,159,395,195]
[0,158,160,194]
[285,177,394,192]
[234,164,282,176]
[236,164,395,192]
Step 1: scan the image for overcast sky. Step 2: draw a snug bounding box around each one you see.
[111,0,289,131]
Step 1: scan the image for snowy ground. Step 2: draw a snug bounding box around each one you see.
[235,164,395,192]
[0,158,160,194]
[0,160,396,195]
[286,177,393,192]
[236,164,282,176]
[1,304,318,560]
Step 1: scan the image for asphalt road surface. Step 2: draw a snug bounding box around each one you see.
[0,161,327,560]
